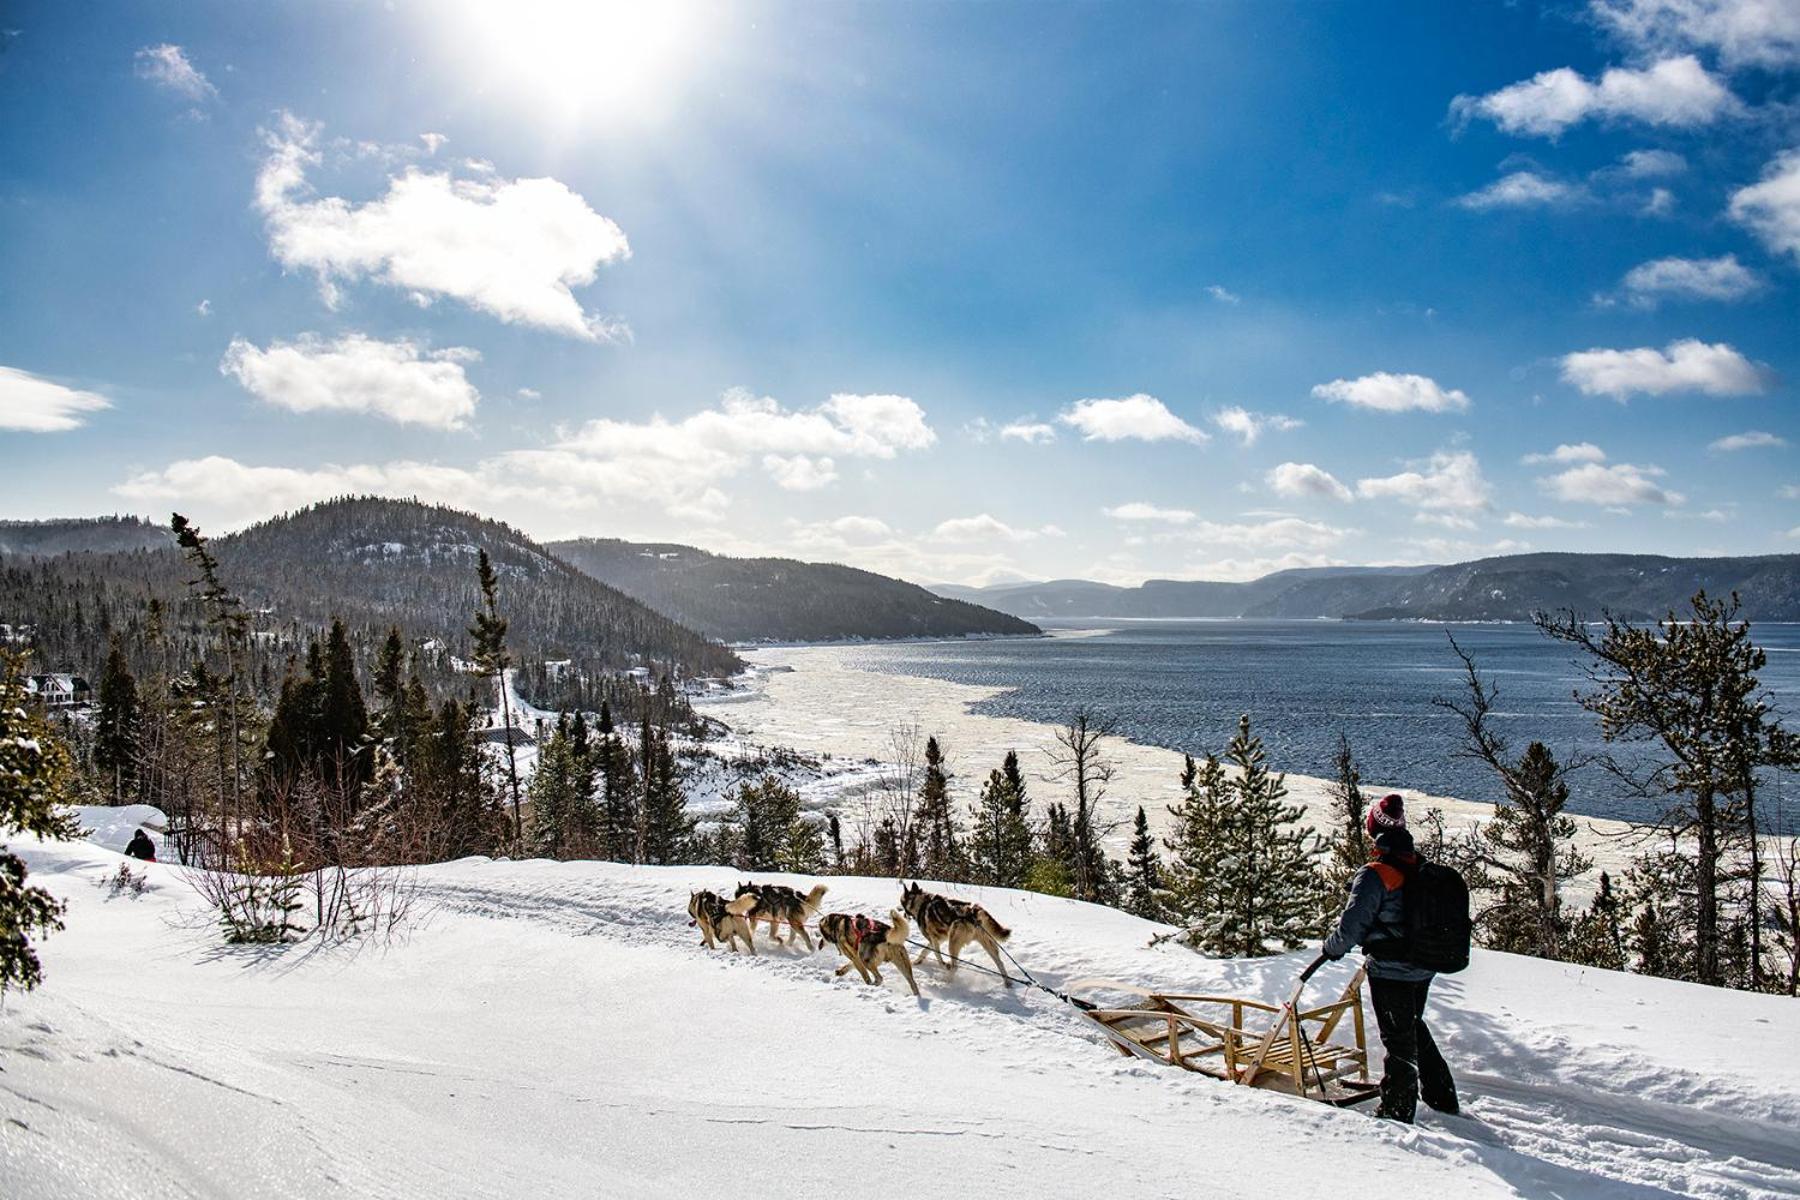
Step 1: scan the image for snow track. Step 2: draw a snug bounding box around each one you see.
[5,834,1800,1199]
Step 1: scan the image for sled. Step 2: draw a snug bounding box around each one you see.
[1071,966,1380,1106]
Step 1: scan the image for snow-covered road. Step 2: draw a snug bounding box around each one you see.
[4,823,1797,1199]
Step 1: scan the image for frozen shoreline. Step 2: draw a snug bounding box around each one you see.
[694,643,1660,901]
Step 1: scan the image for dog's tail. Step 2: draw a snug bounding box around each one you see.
[886,909,910,945]
[725,893,758,917]
[977,909,1011,942]
[801,883,829,914]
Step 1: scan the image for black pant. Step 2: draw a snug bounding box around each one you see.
[1368,976,1457,1121]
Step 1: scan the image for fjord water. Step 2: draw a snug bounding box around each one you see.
[840,620,1800,831]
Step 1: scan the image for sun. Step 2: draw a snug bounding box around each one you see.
[444,0,707,130]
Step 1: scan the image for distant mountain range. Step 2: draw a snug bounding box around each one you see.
[0,515,172,558]
[548,537,1041,642]
[933,554,1800,622]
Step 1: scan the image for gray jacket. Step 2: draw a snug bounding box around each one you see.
[1323,861,1435,983]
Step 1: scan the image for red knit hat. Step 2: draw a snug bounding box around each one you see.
[1366,793,1405,837]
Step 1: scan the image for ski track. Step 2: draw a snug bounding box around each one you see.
[6,829,1800,1200]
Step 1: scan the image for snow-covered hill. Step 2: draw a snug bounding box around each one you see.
[4,819,1798,1199]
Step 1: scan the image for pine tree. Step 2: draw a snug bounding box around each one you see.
[94,637,140,803]
[640,728,691,865]
[318,619,370,795]
[1319,734,1368,917]
[969,750,1034,888]
[596,700,637,862]
[1436,637,1591,960]
[1,653,84,992]
[1188,718,1322,957]
[915,736,964,881]
[528,716,588,859]
[469,550,523,844]
[1124,806,1165,921]
[1537,592,1800,989]
[1566,869,1628,971]
[1162,752,1230,938]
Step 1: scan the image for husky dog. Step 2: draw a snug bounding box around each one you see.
[899,882,1013,986]
[818,910,920,997]
[688,889,758,954]
[734,881,829,950]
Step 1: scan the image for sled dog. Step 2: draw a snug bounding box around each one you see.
[734,881,829,950]
[899,881,1013,986]
[818,910,920,997]
[688,889,758,954]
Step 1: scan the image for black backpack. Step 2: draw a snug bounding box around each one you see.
[1403,859,1473,975]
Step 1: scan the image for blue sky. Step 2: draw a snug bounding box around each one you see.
[1,0,1797,584]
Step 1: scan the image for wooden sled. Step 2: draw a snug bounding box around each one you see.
[1073,966,1380,1107]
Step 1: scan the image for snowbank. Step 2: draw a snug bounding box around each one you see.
[4,834,1798,1199]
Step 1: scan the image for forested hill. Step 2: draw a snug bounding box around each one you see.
[0,497,740,710]
[936,554,1800,622]
[548,538,1041,642]
[0,515,172,557]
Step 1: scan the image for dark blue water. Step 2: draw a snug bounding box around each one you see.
[843,621,1800,832]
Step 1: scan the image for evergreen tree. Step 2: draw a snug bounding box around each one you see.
[1437,637,1590,960]
[318,619,370,795]
[373,627,405,726]
[1,653,84,992]
[596,700,638,862]
[1319,734,1368,916]
[1537,592,1800,989]
[528,716,584,859]
[94,637,140,803]
[1566,869,1628,972]
[915,736,964,881]
[969,750,1034,888]
[1124,806,1165,921]
[1162,752,1231,939]
[1186,718,1322,957]
[469,549,523,844]
[640,728,691,865]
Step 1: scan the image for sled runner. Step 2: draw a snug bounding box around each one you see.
[1071,965,1379,1106]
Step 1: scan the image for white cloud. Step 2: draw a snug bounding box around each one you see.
[1457,171,1583,210]
[1710,430,1787,452]
[1266,462,1355,503]
[517,387,541,400]
[1206,284,1241,304]
[111,456,565,530]
[1177,517,1356,553]
[219,333,480,430]
[420,132,449,155]
[1730,150,1800,266]
[257,113,631,339]
[930,514,1060,543]
[1504,512,1589,529]
[1000,421,1057,444]
[1523,442,1609,465]
[1591,0,1800,71]
[762,454,838,490]
[134,44,216,101]
[1618,149,1688,177]
[1559,338,1766,399]
[1211,406,1301,445]
[814,516,894,541]
[1312,372,1471,413]
[1642,187,1677,217]
[1357,450,1493,511]
[1404,536,1533,561]
[1103,502,1197,525]
[1614,254,1762,306]
[503,388,936,520]
[1058,394,1209,444]
[1450,56,1738,137]
[1540,461,1682,506]
[195,299,212,317]
[1415,512,1479,531]
[0,365,111,433]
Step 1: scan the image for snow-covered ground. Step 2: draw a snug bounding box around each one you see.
[4,814,1798,1199]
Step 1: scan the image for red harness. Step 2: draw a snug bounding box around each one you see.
[847,914,880,951]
